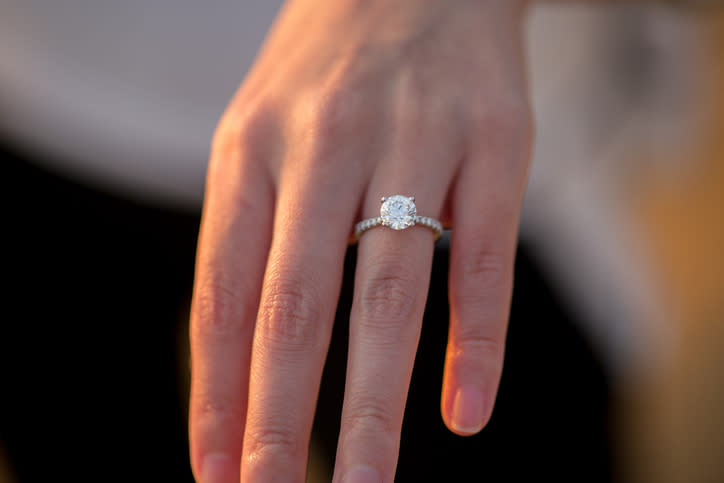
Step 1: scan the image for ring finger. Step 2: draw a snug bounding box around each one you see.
[333,115,462,482]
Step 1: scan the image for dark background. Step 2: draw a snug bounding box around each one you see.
[1,145,613,482]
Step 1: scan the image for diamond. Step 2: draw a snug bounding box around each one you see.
[380,195,417,230]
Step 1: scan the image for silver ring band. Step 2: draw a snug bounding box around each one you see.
[353,195,443,242]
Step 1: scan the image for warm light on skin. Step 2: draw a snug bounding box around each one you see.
[192,1,531,481]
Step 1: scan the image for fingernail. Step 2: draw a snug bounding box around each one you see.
[341,465,382,483]
[451,384,485,434]
[201,453,233,483]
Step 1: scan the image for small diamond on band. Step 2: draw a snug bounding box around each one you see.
[353,195,443,242]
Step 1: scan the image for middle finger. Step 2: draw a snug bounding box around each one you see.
[240,159,360,481]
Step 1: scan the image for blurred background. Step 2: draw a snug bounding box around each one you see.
[1,2,723,482]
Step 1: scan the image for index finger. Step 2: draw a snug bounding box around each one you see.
[189,132,274,483]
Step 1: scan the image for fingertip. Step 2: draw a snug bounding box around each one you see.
[442,382,495,437]
[199,453,237,483]
[452,384,486,435]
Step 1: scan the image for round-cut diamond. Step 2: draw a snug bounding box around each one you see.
[380,195,416,230]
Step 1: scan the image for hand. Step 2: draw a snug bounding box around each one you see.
[189,0,533,481]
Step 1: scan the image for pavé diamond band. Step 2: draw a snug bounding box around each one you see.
[353,195,443,242]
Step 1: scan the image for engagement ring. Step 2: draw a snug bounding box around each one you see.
[353,195,443,242]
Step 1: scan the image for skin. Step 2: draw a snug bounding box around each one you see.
[189,0,534,481]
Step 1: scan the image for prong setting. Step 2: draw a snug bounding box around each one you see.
[353,195,442,242]
[379,195,417,230]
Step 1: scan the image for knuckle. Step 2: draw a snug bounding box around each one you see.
[210,115,238,157]
[191,279,247,340]
[471,89,530,127]
[193,393,244,429]
[498,95,532,132]
[451,326,505,363]
[245,426,300,461]
[294,66,368,167]
[469,93,533,153]
[488,111,528,148]
[344,397,396,437]
[453,244,509,299]
[358,260,418,326]
[257,273,322,350]
[209,100,277,174]
[314,62,365,132]
[209,117,236,159]
[208,124,238,179]
[237,101,278,148]
[450,243,510,361]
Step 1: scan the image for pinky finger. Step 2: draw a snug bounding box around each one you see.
[441,131,530,436]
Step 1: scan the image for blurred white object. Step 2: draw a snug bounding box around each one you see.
[0,0,284,208]
[0,2,707,376]
[523,6,705,377]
